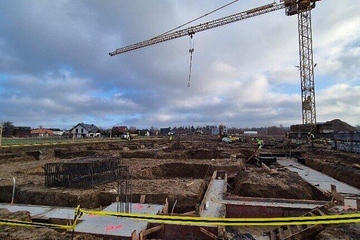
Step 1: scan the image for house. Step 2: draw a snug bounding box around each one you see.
[111,126,128,137]
[2,126,31,137]
[70,123,101,138]
[211,126,219,136]
[160,127,171,135]
[49,128,64,136]
[243,131,258,136]
[13,127,31,137]
[31,128,54,137]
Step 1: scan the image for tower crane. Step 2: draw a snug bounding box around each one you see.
[109,0,320,126]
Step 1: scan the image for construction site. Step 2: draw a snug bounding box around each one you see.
[1,123,360,239]
[1,0,360,239]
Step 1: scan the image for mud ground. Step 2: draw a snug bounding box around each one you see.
[0,135,359,239]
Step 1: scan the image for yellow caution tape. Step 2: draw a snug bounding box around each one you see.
[0,206,83,230]
[0,218,75,230]
[79,209,360,226]
[2,206,359,229]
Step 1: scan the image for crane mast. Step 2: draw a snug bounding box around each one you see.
[110,1,320,126]
[299,7,316,126]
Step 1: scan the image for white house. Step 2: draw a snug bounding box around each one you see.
[243,131,258,135]
[70,123,101,138]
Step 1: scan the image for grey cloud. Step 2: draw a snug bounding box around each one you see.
[0,0,359,129]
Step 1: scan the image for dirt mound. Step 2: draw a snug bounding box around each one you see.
[186,149,223,159]
[54,149,96,159]
[316,224,360,240]
[0,208,31,221]
[232,168,314,199]
[305,157,360,189]
[167,141,186,150]
[327,119,356,132]
[16,186,101,208]
[151,163,211,179]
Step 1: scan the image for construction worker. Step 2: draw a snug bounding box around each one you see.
[256,138,263,150]
[307,132,315,147]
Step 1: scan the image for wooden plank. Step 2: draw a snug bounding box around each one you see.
[140,225,162,237]
[286,224,324,240]
[163,198,169,214]
[131,230,138,240]
[245,150,258,163]
[261,162,272,172]
[270,230,277,240]
[200,227,217,239]
[296,224,305,232]
[182,210,196,215]
[140,195,146,204]
[316,208,325,216]
[287,225,294,236]
[278,226,285,239]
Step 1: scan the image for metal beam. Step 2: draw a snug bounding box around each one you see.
[109,3,285,56]
[298,6,316,125]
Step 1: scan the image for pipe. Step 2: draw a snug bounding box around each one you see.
[171,200,178,216]
[11,177,15,204]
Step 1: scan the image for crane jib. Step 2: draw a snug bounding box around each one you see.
[109,2,285,56]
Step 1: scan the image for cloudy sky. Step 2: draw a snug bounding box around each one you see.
[0,0,359,130]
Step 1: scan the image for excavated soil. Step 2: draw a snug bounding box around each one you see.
[1,135,360,239]
[232,167,315,200]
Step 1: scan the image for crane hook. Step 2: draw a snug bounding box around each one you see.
[188,34,195,87]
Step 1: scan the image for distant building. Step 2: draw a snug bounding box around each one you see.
[160,127,171,135]
[2,125,31,137]
[70,123,101,138]
[211,126,219,136]
[13,127,31,137]
[111,126,128,137]
[243,131,258,135]
[31,128,54,137]
[211,125,228,136]
[50,128,65,136]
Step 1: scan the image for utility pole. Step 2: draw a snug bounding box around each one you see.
[0,121,3,147]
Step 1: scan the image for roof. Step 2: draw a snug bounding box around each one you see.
[111,126,128,132]
[31,128,54,135]
[71,123,100,133]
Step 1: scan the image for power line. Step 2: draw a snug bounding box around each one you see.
[156,0,239,38]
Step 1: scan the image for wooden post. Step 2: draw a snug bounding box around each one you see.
[163,198,169,214]
[140,225,162,240]
[0,121,3,147]
[131,230,138,240]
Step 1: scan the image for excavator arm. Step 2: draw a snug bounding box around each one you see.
[109,2,286,56]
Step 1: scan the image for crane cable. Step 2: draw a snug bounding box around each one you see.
[188,34,195,87]
[156,0,239,38]
[155,0,239,87]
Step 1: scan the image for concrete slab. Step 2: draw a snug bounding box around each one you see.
[277,158,360,196]
[200,179,226,218]
[75,202,164,238]
[0,202,164,238]
[222,200,325,209]
[0,203,74,220]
